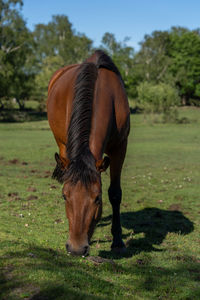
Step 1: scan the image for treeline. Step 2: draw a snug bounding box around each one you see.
[1,0,200,113]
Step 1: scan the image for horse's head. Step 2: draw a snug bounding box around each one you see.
[60,155,110,256]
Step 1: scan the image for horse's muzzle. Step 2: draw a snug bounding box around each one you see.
[66,243,90,256]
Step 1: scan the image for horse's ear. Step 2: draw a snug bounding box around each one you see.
[54,153,69,169]
[96,156,110,173]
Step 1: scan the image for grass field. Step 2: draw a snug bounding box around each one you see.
[0,108,200,300]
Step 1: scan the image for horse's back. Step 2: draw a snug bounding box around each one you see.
[48,64,78,93]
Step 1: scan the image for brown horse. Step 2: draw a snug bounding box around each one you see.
[47,50,130,256]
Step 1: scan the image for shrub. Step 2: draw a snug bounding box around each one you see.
[137,82,180,122]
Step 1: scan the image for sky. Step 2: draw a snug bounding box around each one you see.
[22,0,200,50]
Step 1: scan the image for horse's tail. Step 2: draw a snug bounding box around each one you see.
[86,49,124,84]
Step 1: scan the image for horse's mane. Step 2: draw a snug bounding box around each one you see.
[62,62,98,186]
[53,50,123,185]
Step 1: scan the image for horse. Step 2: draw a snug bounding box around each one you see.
[47,50,130,256]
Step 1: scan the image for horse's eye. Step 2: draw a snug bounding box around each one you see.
[62,194,66,200]
[95,196,101,205]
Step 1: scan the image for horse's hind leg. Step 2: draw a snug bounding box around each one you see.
[108,139,127,252]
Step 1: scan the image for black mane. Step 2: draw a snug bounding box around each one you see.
[63,62,98,186]
[53,50,123,185]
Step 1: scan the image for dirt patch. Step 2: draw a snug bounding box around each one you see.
[9,196,21,201]
[54,218,63,224]
[168,203,182,211]
[50,185,57,189]
[8,192,18,197]
[30,170,37,173]
[7,192,21,201]
[27,195,38,201]
[137,199,143,204]
[174,195,184,201]
[43,170,52,178]
[9,159,19,164]
[45,171,51,175]
[122,203,130,208]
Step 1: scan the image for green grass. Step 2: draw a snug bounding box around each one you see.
[0,108,200,300]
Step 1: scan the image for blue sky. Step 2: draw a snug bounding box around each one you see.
[22,0,200,50]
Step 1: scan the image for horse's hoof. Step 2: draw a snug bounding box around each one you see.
[111,246,127,254]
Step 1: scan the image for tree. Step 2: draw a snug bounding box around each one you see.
[31,15,93,108]
[100,33,135,97]
[135,27,200,106]
[134,30,171,83]
[0,0,35,110]
[33,55,65,109]
[33,15,93,65]
[168,27,200,105]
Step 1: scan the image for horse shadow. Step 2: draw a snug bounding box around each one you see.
[98,207,194,259]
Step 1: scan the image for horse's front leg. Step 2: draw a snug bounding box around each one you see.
[108,140,127,252]
[108,183,125,250]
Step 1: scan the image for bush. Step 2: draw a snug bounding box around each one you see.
[137,82,180,122]
[189,98,200,107]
